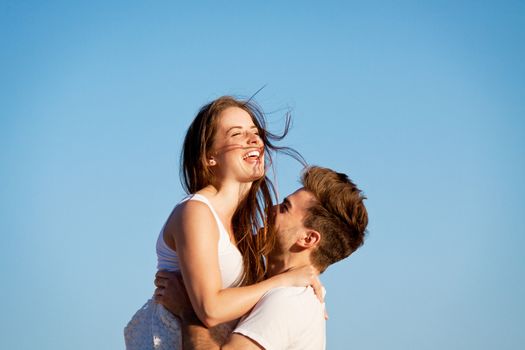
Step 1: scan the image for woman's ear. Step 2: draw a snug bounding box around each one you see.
[208,158,216,166]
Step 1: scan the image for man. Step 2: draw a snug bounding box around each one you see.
[155,166,368,349]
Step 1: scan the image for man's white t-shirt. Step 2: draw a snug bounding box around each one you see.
[233,286,326,350]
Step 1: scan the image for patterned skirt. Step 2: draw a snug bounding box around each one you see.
[124,299,182,349]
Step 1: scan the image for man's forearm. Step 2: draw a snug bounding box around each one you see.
[180,312,225,350]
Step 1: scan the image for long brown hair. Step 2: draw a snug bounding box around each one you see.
[181,96,304,285]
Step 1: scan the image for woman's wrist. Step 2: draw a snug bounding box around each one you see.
[266,273,286,288]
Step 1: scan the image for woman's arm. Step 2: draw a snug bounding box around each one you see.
[168,200,316,327]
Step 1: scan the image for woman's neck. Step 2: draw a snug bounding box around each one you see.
[198,180,253,222]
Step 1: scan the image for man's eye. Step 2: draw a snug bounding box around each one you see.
[231,133,241,137]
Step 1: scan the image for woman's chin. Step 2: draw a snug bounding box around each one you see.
[243,159,264,175]
[252,162,266,179]
[241,165,265,182]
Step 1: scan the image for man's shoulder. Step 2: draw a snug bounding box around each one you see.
[264,286,318,298]
[258,286,324,312]
[234,286,326,350]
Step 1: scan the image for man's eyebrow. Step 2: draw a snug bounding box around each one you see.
[283,197,292,209]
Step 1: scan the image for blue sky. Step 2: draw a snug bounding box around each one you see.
[1,1,524,349]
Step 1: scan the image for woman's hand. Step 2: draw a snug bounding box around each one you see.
[276,265,324,303]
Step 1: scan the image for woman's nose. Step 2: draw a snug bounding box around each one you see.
[246,130,261,145]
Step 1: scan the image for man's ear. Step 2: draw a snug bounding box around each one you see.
[297,229,321,248]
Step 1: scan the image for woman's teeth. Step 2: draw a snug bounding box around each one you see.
[242,150,260,160]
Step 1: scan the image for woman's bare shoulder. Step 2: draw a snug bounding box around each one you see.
[173,197,213,219]
[166,198,218,237]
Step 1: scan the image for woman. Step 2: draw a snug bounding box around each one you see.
[124,96,318,349]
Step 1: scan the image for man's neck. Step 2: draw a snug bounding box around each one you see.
[266,252,312,278]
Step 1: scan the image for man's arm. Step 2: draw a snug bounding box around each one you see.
[177,312,262,350]
[222,334,264,350]
[155,271,248,349]
[178,311,221,349]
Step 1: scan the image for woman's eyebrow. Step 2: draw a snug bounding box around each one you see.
[226,125,258,133]
[226,126,242,133]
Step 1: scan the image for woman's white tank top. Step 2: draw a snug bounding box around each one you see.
[156,194,244,288]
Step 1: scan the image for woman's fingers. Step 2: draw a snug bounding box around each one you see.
[311,275,325,303]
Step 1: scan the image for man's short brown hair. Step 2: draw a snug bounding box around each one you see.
[301,166,368,272]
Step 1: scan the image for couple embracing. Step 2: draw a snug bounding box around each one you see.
[124,96,368,350]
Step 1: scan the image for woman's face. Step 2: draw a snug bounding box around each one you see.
[209,107,265,183]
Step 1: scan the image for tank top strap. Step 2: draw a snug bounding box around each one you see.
[187,194,230,240]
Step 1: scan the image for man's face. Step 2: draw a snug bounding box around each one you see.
[271,188,316,254]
